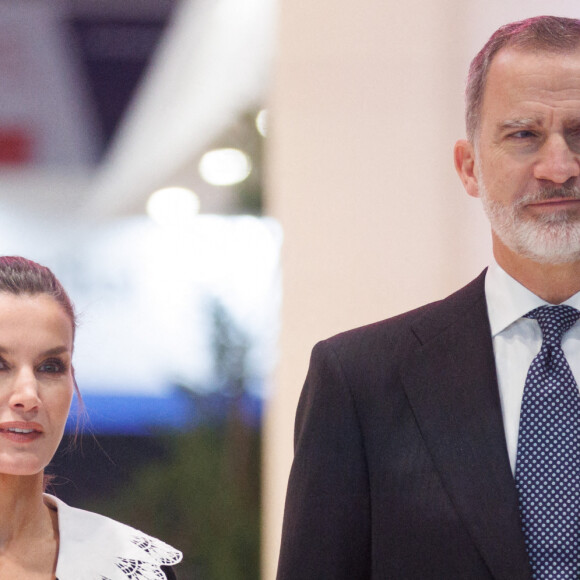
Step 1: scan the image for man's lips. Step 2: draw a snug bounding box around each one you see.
[526,197,580,210]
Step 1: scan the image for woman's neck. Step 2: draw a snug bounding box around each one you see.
[0,473,58,579]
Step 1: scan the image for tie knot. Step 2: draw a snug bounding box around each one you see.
[525,304,580,347]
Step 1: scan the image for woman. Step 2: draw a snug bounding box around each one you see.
[0,256,182,579]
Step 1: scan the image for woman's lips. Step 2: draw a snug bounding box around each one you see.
[0,422,43,443]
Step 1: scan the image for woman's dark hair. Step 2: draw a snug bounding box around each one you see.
[0,256,76,336]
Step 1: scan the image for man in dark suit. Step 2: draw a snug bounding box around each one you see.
[276,16,580,579]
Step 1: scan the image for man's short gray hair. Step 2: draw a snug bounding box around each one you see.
[466,15,580,142]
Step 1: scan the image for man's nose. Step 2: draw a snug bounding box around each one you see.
[8,370,40,412]
[534,135,580,184]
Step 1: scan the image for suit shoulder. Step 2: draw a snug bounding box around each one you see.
[324,301,435,347]
[317,270,487,354]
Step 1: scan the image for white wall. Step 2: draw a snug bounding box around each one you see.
[263,1,580,578]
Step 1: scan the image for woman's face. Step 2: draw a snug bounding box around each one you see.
[0,293,74,476]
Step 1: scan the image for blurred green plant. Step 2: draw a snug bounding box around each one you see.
[85,299,262,579]
[87,420,261,579]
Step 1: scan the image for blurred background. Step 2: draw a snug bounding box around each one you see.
[1,1,275,578]
[1,0,579,579]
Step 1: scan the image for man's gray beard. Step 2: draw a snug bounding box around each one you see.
[479,180,580,264]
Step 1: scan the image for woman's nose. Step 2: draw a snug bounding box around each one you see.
[8,370,40,412]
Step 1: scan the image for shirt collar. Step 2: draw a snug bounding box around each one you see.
[485,260,580,337]
[44,494,182,580]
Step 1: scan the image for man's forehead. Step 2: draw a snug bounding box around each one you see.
[487,45,580,82]
[482,47,580,115]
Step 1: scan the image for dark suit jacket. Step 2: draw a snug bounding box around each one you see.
[276,271,533,579]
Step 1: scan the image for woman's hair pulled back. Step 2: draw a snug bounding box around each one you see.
[0,256,76,335]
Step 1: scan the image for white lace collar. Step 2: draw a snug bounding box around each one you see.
[44,494,183,580]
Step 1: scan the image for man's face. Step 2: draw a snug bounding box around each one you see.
[457,47,580,264]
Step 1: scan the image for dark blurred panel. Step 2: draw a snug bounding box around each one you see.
[66,7,175,157]
[49,434,169,506]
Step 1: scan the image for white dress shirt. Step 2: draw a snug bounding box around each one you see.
[485,261,580,475]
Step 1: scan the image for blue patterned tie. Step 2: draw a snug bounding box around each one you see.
[515,305,580,578]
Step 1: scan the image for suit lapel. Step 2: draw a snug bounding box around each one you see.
[400,272,532,580]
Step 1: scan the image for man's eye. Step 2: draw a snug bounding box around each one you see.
[566,130,580,144]
[510,130,536,139]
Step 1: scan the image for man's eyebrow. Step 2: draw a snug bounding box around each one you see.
[497,118,540,132]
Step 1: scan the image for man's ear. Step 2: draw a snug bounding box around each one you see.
[454,139,480,198]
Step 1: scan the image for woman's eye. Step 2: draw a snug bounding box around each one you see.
[38,359,66,374]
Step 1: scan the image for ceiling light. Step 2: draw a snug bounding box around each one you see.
[198,148,252,186]
[146,187,200,227]
[256,109,268,137]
